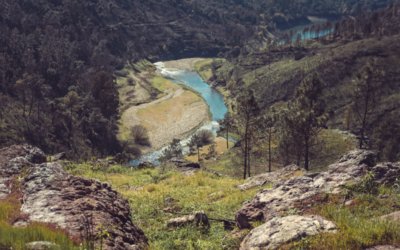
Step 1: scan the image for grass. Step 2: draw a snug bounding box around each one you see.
[284,187,400,250]
[66,163,261,249]
[194,58,225,82]
[185,137,234,163]
[151,76,179,93]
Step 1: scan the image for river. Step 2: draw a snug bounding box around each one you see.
[130,61,228,166]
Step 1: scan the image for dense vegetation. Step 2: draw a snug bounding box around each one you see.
[214,4,400,168]
[0,0,392,159]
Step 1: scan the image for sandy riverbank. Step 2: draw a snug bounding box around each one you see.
[162,58,205,71]
[118,60,210,153]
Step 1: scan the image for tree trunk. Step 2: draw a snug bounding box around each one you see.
[304,136,310,171]
[226,126,229,149]
[268,129,272,172]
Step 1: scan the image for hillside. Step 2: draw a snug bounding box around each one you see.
[0,0,394,159]
[212,4,400,163]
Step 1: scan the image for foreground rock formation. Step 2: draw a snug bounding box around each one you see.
[236,150,400,249]
[0,145,148,250]
[240,215,337,250]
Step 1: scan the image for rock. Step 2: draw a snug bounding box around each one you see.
[26,241,59,250]
[240,215,336,250]
[50,152,66,161]
[236,150,377,228]
[380,211,400,223]
[372,162,400,185]
[0,145,148,250]
[13,219,29,228]
[238,165,302,191]
[167,211,210,229]
[366,246,400,250]
[344,199,355,206]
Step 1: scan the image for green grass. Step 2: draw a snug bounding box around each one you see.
[285,189,400,250]
[66,163,260,249]
[151,76,179,93]
[194,58,225,82]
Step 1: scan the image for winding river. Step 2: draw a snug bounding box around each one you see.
[130,61,228,166]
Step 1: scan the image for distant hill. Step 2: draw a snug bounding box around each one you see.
[0,0,394,158]
[213,4,400,161]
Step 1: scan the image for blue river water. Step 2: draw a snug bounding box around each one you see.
[168,71,227,121]
[130,63,228,166]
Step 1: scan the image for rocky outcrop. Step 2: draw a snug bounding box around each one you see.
[235,150,400,249]
[0,145,148,250]
[240,215,337,250]
[236,150,377,228]
[237,165,303,191]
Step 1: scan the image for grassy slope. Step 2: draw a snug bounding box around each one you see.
[218,35,400,131]
[66,163,260,250]
[194,58,226,82]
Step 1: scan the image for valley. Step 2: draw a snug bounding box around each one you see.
[0,1,399,250]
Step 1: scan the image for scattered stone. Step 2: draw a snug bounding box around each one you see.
[345,199,355,206]
[26,241,59,250]
[50,152,66,161]
[240,215,336,250]
[167,211,210,229]
[380,211,400,223]
[366,246,400,250]
[13,219,29,228]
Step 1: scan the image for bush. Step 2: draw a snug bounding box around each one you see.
[131,125,151,147]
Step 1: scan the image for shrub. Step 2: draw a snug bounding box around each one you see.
[131,125,151,147]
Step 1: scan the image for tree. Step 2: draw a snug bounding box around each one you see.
[235,89,260,179]
[259,111,277,172]
[189,130,214,161]
[160,139,183,162]
[353,62,382,149]
[220,113,233,149]
[280,73,326,170]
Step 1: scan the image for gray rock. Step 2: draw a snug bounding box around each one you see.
[366,246,400,250]
[240,215,336,250]
[372,162,400,185]
[380,211,400,223]
[238,165,302,191]
[236,150,377,229]
[26,241,59,250]
[0,145,148,250]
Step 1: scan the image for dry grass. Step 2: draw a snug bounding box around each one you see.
[186,137,234,162]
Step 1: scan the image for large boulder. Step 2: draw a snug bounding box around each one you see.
[0,145,148,250]
[240,215,336,250]
[237,165,302,191]
[236,150,377,229]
